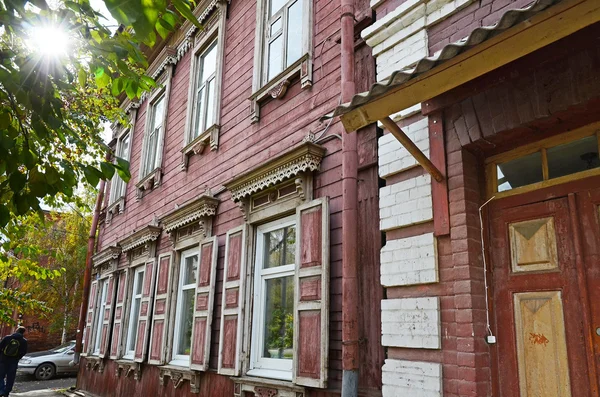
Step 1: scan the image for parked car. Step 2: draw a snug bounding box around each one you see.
[18,341,78,380]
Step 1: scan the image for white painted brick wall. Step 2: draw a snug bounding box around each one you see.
[379,174,432,231]
[382,359,442,397]
[378,117,429,178]
[381,233,438,286]
[381,297,441,349]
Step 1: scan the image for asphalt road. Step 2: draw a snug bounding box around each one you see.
[12,374,76,393]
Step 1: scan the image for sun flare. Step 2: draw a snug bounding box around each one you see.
[28,25,70,57]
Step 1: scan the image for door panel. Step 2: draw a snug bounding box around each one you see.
[491,197,591,397]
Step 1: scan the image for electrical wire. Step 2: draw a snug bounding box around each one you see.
[479,195,495,338]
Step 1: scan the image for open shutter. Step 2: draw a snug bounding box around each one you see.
[148,254,173,365]
[218,225,248,376]
[293,197,330,388]
[110,270,129,359]
[134,258,157,363]
[99,275,116,358]
[82,280,98,356]
[190,237,218,371]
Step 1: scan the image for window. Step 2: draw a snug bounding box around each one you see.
[190,40,218,141]
[249,216,296,380]
[142,94,165,178]
[264,0,303,82]
[486,127,600,197]
[250,0,313,122]
[124,266,144,359]
[109,132,131,205]
[92,279,109,355]
[171,248,198,366]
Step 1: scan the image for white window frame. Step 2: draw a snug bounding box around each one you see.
[249,0,313,123]
[92,279,109,356]
[109,130,132,206]
[248,215,296,381]
[123,266,144,360]
[170,247,199,367]
[182,6,227,169]
[141,92,166,178]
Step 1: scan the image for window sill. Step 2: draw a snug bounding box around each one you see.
[232,375,305,397]
[246,368,292,382]
[249,53,313,124]
[158,364,201,393]
[115,359,141,380]
[181,124,220,170]
[106,196,126,224]
[135,167,162,200]
[83,356,105,373]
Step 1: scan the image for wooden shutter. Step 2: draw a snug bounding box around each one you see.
[134,259,157,363]
[190,237,218,371]
[110,270,129,359]
[82,280,98,356]
[148,254,173,365]
[293,197,330,388]
[99,275,116,358]
[218,225,247,376]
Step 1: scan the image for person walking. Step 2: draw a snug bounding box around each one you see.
[0,327,27,397]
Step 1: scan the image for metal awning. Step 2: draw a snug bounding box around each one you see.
[323,0,600,133]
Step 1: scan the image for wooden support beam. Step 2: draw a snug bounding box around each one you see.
[340,0,600,132]
[380,117,444,183]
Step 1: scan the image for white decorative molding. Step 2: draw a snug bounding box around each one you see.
[115,360,142,381]
[224,142,326,202]
[160,192,219,233]
[119,225,162,253]
[158,366,201,394]
[84,356,105,373]
[135,167,162,200]
[233,377,305,397]
[106,197,126,224]
[181,124,220,169]
[176,0,224,61]
[92,246,121,268]
[147,46,178,80]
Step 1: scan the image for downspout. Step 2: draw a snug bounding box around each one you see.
[340,0,359,394]
[72,178,106,365]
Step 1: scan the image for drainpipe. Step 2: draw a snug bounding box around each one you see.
[341,0,359,394]
[72,178,106,365]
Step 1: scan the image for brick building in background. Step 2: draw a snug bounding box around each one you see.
[78,0,600,396]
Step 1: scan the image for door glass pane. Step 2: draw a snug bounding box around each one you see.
[262,276,294,359]
[183,255,198,285]
[268,35,283,81]
[497,151,543,192]
[547,135,600,179]
[270,0,287,16]
[264,226,296,269]
[177,289,195,355]
[286,0,302,67]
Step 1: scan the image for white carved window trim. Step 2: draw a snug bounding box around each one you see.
[170,247,199,367]
[248,215,296,381]
[182,5,226,169]
[123,265,145,360]
[136,67,174,198]
[249,0,313,123]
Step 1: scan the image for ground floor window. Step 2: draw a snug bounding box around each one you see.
[249,215,296,380]
[124,266,144,359]
[92,279,109,355]
[171,248,198,366]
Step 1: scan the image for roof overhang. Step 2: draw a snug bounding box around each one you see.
[331,0,600,132]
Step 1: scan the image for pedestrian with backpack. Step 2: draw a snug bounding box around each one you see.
[0,326,27,397]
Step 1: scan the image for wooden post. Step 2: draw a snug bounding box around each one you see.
[380,117,444,183]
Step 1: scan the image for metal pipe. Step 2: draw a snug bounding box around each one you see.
[380,116,444,182]
[73,178,106,364]
[340,0,359,394]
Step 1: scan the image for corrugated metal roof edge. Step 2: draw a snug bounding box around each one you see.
[321,0,560,121]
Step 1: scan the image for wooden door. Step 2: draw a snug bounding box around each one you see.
[491,197,591,397]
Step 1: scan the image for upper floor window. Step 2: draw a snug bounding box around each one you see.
[142,94,165,178]
[250,0,313,122]
[191,40,218,141]
[264,0,303,82]
[109,132,131,205]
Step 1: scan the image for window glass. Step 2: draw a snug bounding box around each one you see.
[286,0,302,67]
[110,133,130,204]
[192,41,218,139]
[125,267,144,358]
[270,18,282,35]
[268,36,283,81]
[264,226,295,269]
[93,280,108,355]
[270,0,287,16]
[547,135,599,179]
[172,251,197,363]
[497,151,543,192]
[262,276,294,359]
[143,95,165,176]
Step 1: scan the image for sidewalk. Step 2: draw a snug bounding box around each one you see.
[11,391,64,397]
